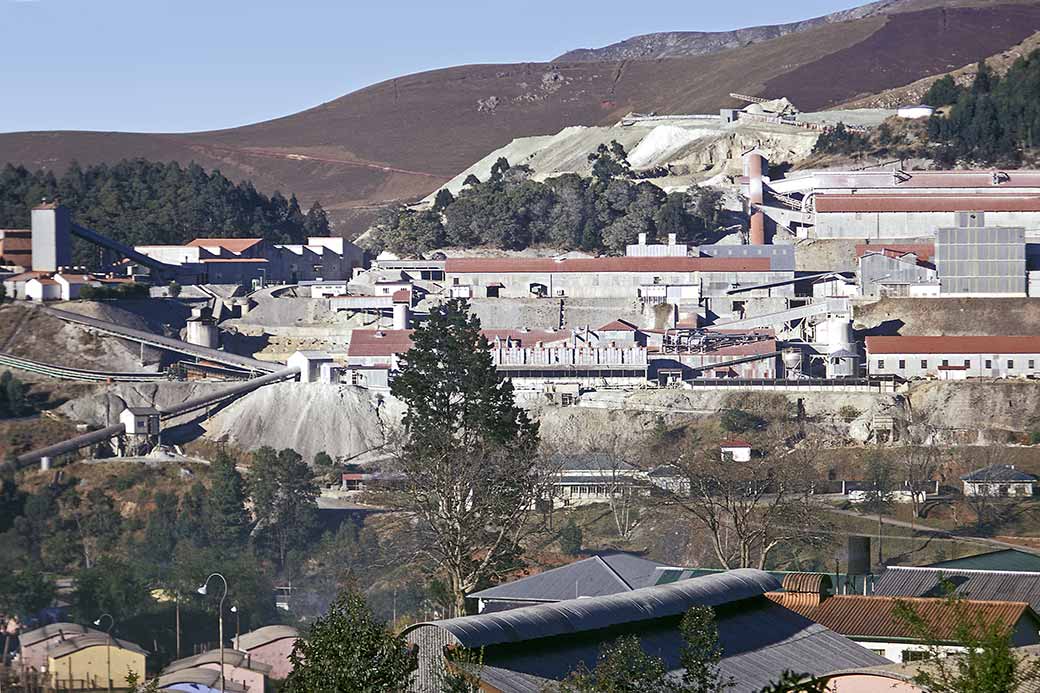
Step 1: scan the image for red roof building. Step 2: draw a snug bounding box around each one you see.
[866,336,1040,355]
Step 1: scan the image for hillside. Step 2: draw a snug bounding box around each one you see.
[3,2,1040,234]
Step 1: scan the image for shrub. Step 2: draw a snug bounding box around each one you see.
[559,518,583,556]
[838,405,861,423]
[719,408,766,433]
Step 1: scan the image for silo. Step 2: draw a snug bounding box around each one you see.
[781,348,804,378]
[186,317,220,349]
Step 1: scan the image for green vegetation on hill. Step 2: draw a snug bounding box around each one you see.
[0,159,331,262]
[370,146,723,256]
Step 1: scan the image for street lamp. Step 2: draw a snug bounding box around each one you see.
[229,606,240,646]
[92,613,114,693]
[197,573,228,693]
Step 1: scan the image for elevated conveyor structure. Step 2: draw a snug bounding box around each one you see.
[70,223,181,274]
[159,366,300,418]
[0,352,167,382]
[44,307,280,374]
[711,298,850,332]
[13,424,126,468]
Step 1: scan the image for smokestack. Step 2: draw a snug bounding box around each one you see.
[638,232,647,245]
[744,151,767,246]
[392,302,410,330]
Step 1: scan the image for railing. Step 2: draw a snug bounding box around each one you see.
[0,351,167,382]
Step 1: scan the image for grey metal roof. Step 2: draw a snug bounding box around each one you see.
[156,667,249,693]
[469,553,671,604]
[125,406,159,415]
[548,452,636,472]
[409,568,779,649]
[48,633,148,658]
[874,566,1040,613]
[232,625,299,651]
[19,623,99,647]
[927,549,1040,572]
[453,596,887,693]
[960,464,1037,482]
[163,649,272,675]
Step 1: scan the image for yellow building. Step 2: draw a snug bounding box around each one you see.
[47,633,147,689]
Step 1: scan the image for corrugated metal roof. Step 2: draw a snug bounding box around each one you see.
[19,623,98,647]
[444,257,771,274]
[155,667,249,693]
[453,596,887,693]
[875,567,1040,614]
[408,569,779,649]
[48,633,148,658]
[866,335,1040,355]
[798,595,1033,642]
[960,464,1037,482]
[163,649,272,674]
[815,193,1040,213]
[233,625,300,651]
[469,553,669,603]
[927,549,1040,573]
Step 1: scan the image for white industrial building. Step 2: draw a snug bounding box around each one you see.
[866,336,1040,379]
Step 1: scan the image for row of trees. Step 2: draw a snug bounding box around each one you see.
[0,160,332,265]
[370,146,724,257]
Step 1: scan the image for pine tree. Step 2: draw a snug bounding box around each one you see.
[205,452,250,550]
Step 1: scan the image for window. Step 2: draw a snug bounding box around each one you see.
[942,359,949,367]
[1030,360,1036,369]
[902,650,932,663]
[898,359,906,369]
[964,359,971,368]
[985,359,992,369]
[877,360,885,370]
[350,370,362,386]
[921,360,928,369]
[1009,360,1015,369]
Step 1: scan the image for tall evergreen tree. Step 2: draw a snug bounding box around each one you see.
[247,447,319,571]
[206,452,250,550]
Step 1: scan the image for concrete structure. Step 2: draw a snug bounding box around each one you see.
[0,228,32,268]
[232,625,299,680]
[935,225,1026,296]
[287,351,336,384]
[30,203,71,272]
[47,633,147,690]
[185,316,220,349]
[18,623,104,671]
[865,336,1040,379]
[961,464,1036,497]
[744,150,768,245]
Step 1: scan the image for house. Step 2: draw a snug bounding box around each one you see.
[232,625,300,680]
[162,649,271,692]
[24,276,61,301]
[2,271,48,300]
[873,565,1040,615]
[155,667,249,693]
[548,453,648,507]
[54,273,95,300]
[866,335,1040,380]
[467,553,670,613]
[47,633,147,689]
[18,622,103,671]
[769,586,1040,663]
[721,439,752,462]
[961,464,1036,497]
[404,569,887,693]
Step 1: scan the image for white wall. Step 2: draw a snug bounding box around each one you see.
[868,352,1040,379]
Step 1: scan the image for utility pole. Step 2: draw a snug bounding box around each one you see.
[93,614,114,693]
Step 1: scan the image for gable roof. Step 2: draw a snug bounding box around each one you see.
[598,319,640,331]
[49,633,148,658]
[927,549,1040,573]
[155,668,249,693]
[163,649,272,674]
[855,243,935,263]
[866,336,1040,355]
[874,566,1040,613]
[468,553,669,604]
[19,623,99,647]
[186,238,264,253]
[960,464,1037,483]
[788,595,1035,642]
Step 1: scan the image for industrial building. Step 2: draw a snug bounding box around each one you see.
[0,228,31,268]
[404,569,887,693]
[865,336,1040,379]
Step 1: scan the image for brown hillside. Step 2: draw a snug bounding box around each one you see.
[2,2,1039,234]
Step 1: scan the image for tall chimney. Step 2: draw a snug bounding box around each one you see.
[744,151,767,246]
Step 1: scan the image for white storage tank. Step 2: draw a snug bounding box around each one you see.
[186,317,220,349]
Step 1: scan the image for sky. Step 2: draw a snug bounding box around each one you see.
[1,0,868,134]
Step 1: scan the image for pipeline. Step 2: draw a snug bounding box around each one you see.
[14,424,126,468]
[159,366,300,418]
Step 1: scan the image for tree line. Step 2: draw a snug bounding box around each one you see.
[369,144,724,257]
[0,160,332,264]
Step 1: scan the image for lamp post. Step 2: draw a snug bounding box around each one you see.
[230,606,240,646]
[93,613,114,693]
[197,573,228,693]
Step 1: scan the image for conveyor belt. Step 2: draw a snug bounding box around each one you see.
[14,424,126,467]
[0,351,167,382]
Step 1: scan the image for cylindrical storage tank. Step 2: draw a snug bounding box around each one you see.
[393,302,410,330]
[781,348,803,377]
[819,317,854,353]
[186,319,220,349]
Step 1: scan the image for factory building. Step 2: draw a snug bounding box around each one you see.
[0,228,31,269]
[443,256,791,301]
[857,245,938,298]
[865,336,1040,379]
[935,225,1027,296]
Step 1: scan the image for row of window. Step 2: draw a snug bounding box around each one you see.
[876,358,1037,370]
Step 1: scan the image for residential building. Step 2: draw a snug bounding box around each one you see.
[721,439,752,462]
[960,464,1036,497]
[47,633,147,689]
[865,336,1040,379]
[467,553,670,613]
[404,569,887,693]
[232,625,299,680]
[548,453,649,507]
[162,649,271,692]
[24,276,61,301]
[18,623,104,671]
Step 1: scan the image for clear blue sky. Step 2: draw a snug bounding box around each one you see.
[1,0,866,134]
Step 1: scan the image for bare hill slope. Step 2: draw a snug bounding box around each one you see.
[2,2,1039,234]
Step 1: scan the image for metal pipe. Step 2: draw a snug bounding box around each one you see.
[14,424,125,467]
[159,367,300,418]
